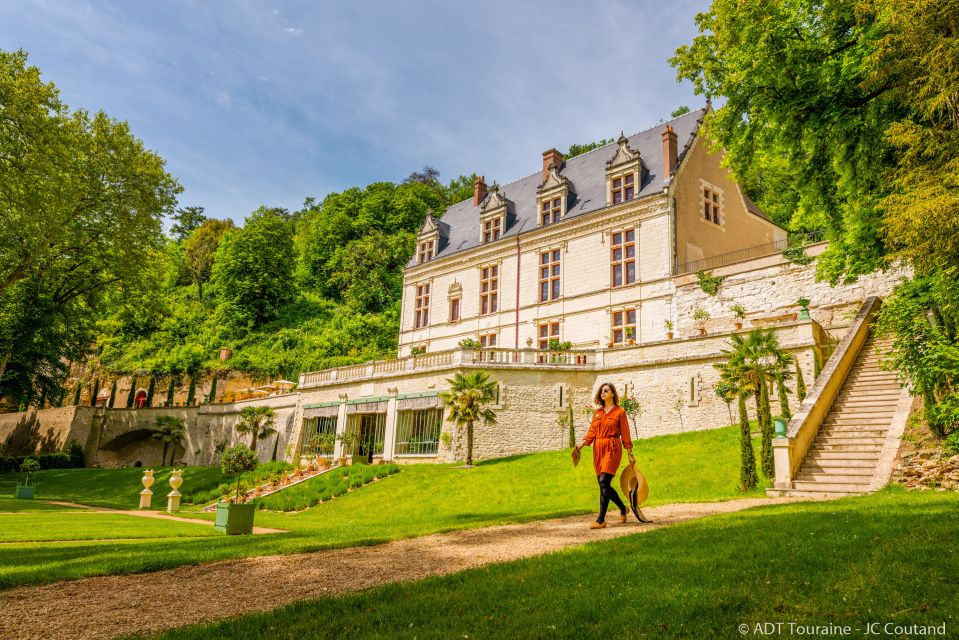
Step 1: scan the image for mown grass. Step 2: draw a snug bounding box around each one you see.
[146,489,959,640]
[0,512,219,542]
[0,425,767,589]
[254,464,400,511]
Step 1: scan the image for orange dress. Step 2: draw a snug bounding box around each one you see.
[583,405,634,475]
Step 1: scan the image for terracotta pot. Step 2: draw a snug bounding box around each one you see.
[627,339,635,346]
[734,321,743,330]
[666,332,674,340]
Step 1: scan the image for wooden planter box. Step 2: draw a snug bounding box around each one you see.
[214,501,256,535]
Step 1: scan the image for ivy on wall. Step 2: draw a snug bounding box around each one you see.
[696,270,723,296]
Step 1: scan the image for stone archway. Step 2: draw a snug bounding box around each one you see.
[96,428,183,467]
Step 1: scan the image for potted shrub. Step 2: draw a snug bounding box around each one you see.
[797,297,811,320]
[15,458,40,499]
[625,326,636,346]
[693,307,711,335]
[730,303,747,330]
[458,337,482,349]
[337,430,359,466]
[664,319,674,340]
[214,444,258,535]
[410,345,427,356]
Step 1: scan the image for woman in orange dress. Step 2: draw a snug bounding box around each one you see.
[574,382,635,529]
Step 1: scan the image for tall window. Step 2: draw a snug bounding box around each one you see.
[480,265,499,315]
[703,186,721,224]
[414,283,430,328]
[417,240,434,263]
[611,229,637,287]
[541,197,561,225]
[483,217,502,243]
[395,408,442,455]
[611,172,635,204]
[538,321,560,349]
[479,333,497,348]
[611,308,637,345]
[539,249,561,302]
[448,297,460,322]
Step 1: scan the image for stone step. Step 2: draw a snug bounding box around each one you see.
[832,402,897,411]
[777,489,870,497]
[837,387,902,397]
[819,426,888,436]
[806,450,882,460]
[826,411,895,420]
[802,458,876,469]
[818,434,886,444]
[796,471,874,483]
[823,418,893,427]
[845,375,901,385]
[810,444,883,454]
[844,384,903,392]
[792,480,872,492]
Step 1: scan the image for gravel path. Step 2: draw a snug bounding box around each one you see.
[0,496,818,640]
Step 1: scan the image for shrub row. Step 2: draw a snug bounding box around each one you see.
[0,441,85,474]
[254,463,399,512]
[181,460,293,505]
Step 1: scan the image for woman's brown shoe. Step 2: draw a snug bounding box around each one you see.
[590,522,607,529]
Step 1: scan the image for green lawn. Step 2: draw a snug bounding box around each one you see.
[146,488,959,640]
[0,425,768,589]
[0,512,219,542]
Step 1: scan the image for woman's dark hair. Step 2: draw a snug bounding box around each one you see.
[594,382,619,406]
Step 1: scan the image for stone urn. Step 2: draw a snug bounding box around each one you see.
[139,469,155,508]
[167,468,183,512]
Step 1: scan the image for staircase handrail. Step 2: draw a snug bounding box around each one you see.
[772,296,882,488]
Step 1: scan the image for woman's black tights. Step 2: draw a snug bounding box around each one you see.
[596,472,626,523]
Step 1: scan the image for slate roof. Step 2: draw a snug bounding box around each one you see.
[407,108,707,268]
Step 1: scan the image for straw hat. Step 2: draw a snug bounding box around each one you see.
[620,463,652,522]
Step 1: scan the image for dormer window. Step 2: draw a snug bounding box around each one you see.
[415,211,448,264]
[479,183,512,244]
[541,198,561,225]
[611,173,635,204]
[537,163,572,227]
[483,218,501,242]
[605,133,642,207]
[417,240,434,263]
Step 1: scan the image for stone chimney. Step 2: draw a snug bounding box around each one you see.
[542,148,564,180]
[474,175,488,206]
[662,125,678,178]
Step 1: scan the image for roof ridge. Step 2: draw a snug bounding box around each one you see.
[441,106,707,213]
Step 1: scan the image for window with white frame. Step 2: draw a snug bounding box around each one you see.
[414,283,430,328]
[611,308,637,345]
[610,229,636,287]
[702,183,723,225]
[417,240,435,263]
[539,249,561,302]
[395,408,443,455]
[480,265,499,315]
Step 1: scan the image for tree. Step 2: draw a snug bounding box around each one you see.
[183,219,234,300]
[439,371,498,467]
[236,405,276,453]
[565,138,614,160]
[718,329,790,479]
[671,106,691,118]
[0,50,180,405]
[220,444,258,503]
[126,376,137,408]
[108,380,117,408]
[145,374,156,408]
[715,356,759,490]
[89,378,99,407]
[170,206,208,242]
[795,361,807,403]
[151,415,185,466]
[211,208,295,327]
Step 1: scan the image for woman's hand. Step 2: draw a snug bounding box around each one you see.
[628,452,636,464]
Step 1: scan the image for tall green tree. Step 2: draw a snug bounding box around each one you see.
[211,208,295,327]
[439,371,498,467]
[170,206,208,242]
[183,218,234,300]
[0,50,180,405]
[236,405,277,453]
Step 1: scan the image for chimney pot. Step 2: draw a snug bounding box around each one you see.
[542,148,564,181]
[473,175,488,206]
[662,125,678,178]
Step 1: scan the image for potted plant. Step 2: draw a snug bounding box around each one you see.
[410,345,427,356]
[625,326,636,346]
[458,337,481,349]
[664,319,674,340]
[730,303,747,330]
[15,458,40,499]
[693,307,711,335]
[526,337,534,348]
[337,430,359,466]
[797,297,811,320]
[214,444,258,535]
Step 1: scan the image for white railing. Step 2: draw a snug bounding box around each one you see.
[299,347,596,388]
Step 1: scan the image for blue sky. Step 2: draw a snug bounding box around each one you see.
[1,1,709,221]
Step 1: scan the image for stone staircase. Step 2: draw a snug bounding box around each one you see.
[789,335,904,497]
